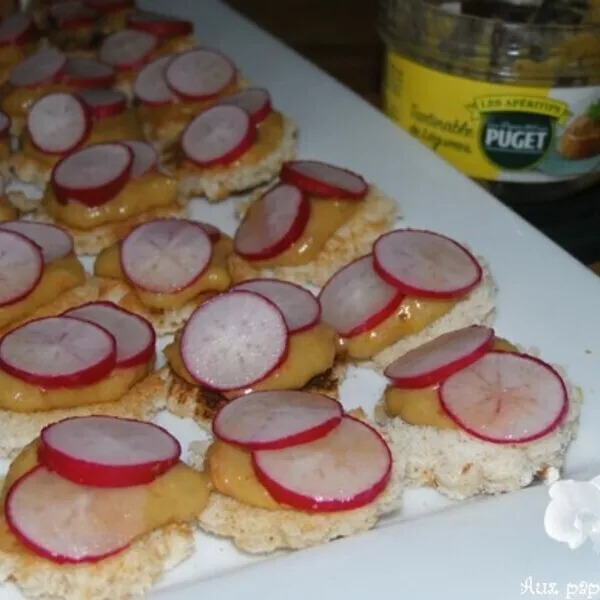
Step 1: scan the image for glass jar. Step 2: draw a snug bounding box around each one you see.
[378,0,600,203]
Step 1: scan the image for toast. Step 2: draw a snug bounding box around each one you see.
[376,366,582,500]
[228,187,399,287]
[187,425,404,554]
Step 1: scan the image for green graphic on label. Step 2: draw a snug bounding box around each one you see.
[480,112,553,170]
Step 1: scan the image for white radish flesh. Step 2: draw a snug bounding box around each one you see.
[99,29,157,71]
[133,55,175,105]
[181,105,255,167]
[120,140,157,178]
[0,13,34,46]
[0,316,116,388]
[373,229,482,298]
[384,325,495,388]
[64,302,155,368]
[253,416,391,512]
[39,416,180,486]
[120,219,212,293]
[76,88,126,119]
[62,57,115,88]
[218,87,272,125]
[9,47,66,88]
[180,290,288,391]
[0,230,43,306]
[27,93,90,155]
[213,390,343,449]
[231,279,320,333]
[233,184,309,260]
[50,1,97,28]
[165,48,235,100]
[0,221,73,262]
[439,351,568,444]
[5,466,147,563]
[319,254,404,337]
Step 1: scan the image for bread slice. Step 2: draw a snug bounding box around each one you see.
[0,366,172,459]
[187,425,404,554]
[370,259,496,370]
[377,367,582,500]
[0,521,194,600]
[25,201,189,255]
[178,116,297,202]
[166,359,347,430]
[228,187,399,287]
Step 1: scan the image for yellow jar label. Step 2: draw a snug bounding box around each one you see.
[383,52,600,182]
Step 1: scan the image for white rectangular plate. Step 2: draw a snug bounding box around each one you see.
[5,1,600,598]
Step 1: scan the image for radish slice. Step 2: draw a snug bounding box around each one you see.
[280,160,368,200]
[373,229,483,299]
[384,325,494,388]
[181,290,289,391]
[319,254,404,337]
[83,0,132,12]
[0,13,35,46]
[253,416,391,512]
[99,29,158,72]
[8,47,66,88]
[27,92,90,155]
[439,351,568,444]
[61,57,115,89]
[231,279,320,333]
[165,48,235,101]
[76,88,126,119]
[218,88,272,126]
[120,219,212,293]
[63,302,155,368]
[0,230,43,307]
[52,142,133,207]
[213,390,343,450]
[120,140,157,178]
[0,110,10,137]
[0,221,73,262]
[194,221,221,243]
[0,316,116,388]
[127,10,192,38]
[133,55,175,106]
[5,466,145,563]
[181,105,255,168]
[50,1,98,29]
[233,184,310,260]
[39,416,179,487]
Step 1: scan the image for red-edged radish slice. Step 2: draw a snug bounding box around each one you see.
[280,160,368,200]
[439,351,568,444]
[120,219,212,293]
[253,416,391,512]
[194,221,221,243]
[213,390,343,450]
[0,110,10,137]
[233,184,310,260]
[0,316,116,388]
[52,142,133,207]
[0,230,43,307]
[50,1,98,30]
[218,88,272,126]
[181,105,255,168]
[27,92,90,155]
[319,254,404,337]
[63,302,155,368]
[231,279,320,333]
[127,10,192,38]
[39,416,179,487]
[5,465,146,563]
[8,47,66,88]
[384,325,495,388]
[165,48,235,101]
[76,88,126,119]
[0,221,73,262]
[0,13,35,46]
[120,140,157,178]
[99,29,157,72]
[181,290,289,391]
[133,54,175,106]
[61,57,115,89]
[373,229,483,299]
[83,0,133,14]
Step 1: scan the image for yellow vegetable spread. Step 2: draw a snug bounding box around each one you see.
[2,83,73,122]
[384,337,518,428]
[0,197,17,221]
